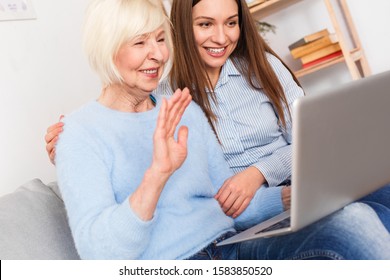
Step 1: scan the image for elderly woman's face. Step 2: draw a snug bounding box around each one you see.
[115,27,169,93]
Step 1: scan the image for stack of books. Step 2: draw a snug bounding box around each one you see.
[288,29,343,69]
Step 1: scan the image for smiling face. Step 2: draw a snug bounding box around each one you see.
[114,27,169,95]
[192,0,240,79]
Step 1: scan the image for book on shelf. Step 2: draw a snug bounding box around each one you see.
[288,29,330,50]
[302,50,343,69]
[300,43,341,64]
[290,33,338,59]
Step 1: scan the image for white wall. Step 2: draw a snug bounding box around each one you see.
[0,0,100,196]
[0,0,389,196]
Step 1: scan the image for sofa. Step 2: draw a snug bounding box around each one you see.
[0,178,80,259]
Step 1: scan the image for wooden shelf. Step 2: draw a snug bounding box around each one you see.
[249,0,371,80]
[294,48,362,78]
[249,0,303,18]
[295,55,345,78]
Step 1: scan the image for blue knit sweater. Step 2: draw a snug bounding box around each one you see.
[55,95,283,259]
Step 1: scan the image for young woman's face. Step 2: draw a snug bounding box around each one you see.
[192,0,240,75]
[115,27,169,94]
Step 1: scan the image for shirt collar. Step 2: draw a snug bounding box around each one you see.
[215,58,241,90]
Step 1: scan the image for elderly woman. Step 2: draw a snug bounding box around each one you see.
[54,0,389,260]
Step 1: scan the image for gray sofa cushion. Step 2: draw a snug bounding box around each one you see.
[0,178,79,259]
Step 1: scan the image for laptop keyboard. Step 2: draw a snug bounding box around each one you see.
[255,217,291,234]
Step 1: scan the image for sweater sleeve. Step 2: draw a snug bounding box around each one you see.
[251,54,304,186]
[55,120,154,259]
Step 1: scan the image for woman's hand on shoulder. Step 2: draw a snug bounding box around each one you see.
[215,166,265,218]
[44,116,64,165]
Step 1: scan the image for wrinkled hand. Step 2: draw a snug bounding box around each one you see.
[215,167,265,218]
[282,185,291,210]
[44,116,64,165]
[151,88,192,176]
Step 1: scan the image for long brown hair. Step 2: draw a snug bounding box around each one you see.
[170,0,302,132]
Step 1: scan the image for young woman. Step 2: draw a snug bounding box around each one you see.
[167,0,301,218]
[48,0,389,260]
[168,0,390,221]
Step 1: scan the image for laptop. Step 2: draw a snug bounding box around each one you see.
[218,70,390,246]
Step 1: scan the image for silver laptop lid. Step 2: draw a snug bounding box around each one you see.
[291,70,390,230]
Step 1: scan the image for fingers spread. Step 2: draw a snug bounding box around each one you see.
[166,88,192,137]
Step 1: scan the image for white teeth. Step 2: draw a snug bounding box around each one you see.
[207,47,225,54]
[142,69,157,74]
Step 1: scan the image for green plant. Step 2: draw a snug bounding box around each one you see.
[256,21,276,36]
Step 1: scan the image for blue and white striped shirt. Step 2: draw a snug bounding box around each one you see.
[156,54,304,187]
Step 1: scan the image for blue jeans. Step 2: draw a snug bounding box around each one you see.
[188,202,390,260]
[358,183,390,232]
